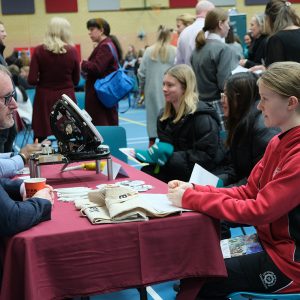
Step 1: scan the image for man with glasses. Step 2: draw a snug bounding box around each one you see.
[0,65,53,237]
[0,21,17,154]
[0,66,41,178]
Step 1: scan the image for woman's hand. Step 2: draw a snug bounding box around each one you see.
[167,180,193,207]
[168,180,192,190]
[249,65,266,73]
[167,187,185,207]
[239,59,247,67]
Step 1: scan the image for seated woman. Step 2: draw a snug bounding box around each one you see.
[168,61,300,298]
[135,64,225,183]
[217,72,279,187]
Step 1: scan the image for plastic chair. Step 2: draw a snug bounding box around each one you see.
[95,126,128,163]
[14,110,33,149]
[75,91,85,110]
[25,88,36,105]
[75,75,86,92]
[228,291,300,299]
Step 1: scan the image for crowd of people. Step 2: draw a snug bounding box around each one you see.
[1,0,300,299]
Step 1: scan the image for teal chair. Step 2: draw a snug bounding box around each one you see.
[26,88,36,105]
[228,291,300,299]
[75,91,85,110]
[96,126,128,163]
[75,74,86,92]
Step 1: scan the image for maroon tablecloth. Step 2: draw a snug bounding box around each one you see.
[1,160,227,300]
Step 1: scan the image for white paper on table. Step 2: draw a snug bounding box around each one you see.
[189,163,220,187]
[231,65,249,74]
[232,65,263,75]
[102,160,129,180]
[138,193,191,213]
[119,148,149,166]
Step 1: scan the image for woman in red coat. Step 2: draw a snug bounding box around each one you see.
[81,18,123,126]
[28,17,80,142]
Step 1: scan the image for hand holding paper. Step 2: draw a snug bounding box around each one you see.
[189,163,223,187]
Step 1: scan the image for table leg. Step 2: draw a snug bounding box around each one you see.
[176,278,204,300]
[95,159,101,174]
[137,287,148,300]
[106,156,113,180]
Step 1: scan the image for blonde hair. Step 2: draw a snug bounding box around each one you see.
[265,0,300,34]
[195,8,228,50]
[160,64,198,124]
[176,13,196,27]
[258,61,300,112]
[150,25,174,63]
[43,17,73,54]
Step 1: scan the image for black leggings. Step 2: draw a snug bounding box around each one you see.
[197,251,291,300]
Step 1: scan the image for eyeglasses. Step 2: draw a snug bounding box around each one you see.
[0,90,16,106]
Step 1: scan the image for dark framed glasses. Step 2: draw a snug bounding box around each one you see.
[0,90,16,106]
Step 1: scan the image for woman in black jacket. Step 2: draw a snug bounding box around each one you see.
[217,72,279,187]
[239,14,268,68]
[138,64,225,183]
[216,71,279,239]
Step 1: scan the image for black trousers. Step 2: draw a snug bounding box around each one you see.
[196,251,291,300]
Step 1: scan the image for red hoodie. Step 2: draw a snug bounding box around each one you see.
[183,126,300,291]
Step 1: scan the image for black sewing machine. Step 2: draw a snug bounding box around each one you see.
[29,94,113,179]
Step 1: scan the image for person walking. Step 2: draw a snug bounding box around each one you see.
[28,17,80,142]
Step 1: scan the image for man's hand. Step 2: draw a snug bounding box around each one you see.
[19,143,42,163]
[30,185,55,205]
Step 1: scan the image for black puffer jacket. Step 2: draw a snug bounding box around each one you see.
[154,101,225,182]
[216,102,280,186]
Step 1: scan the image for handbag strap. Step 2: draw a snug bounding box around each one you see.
[107,43,121,68]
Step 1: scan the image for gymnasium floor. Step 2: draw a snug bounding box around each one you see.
[15,99,255,300]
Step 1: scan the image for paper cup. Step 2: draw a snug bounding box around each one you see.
[24,178,46,198]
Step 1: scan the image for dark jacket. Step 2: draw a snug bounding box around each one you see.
[81,38,119,126]
[216,102,280,186]
[244,34,268,68]
[0,44,6,66]
[0,178,51,236]
[145,101,225,182]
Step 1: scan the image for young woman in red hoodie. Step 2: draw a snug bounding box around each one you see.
[168,61,300,298]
